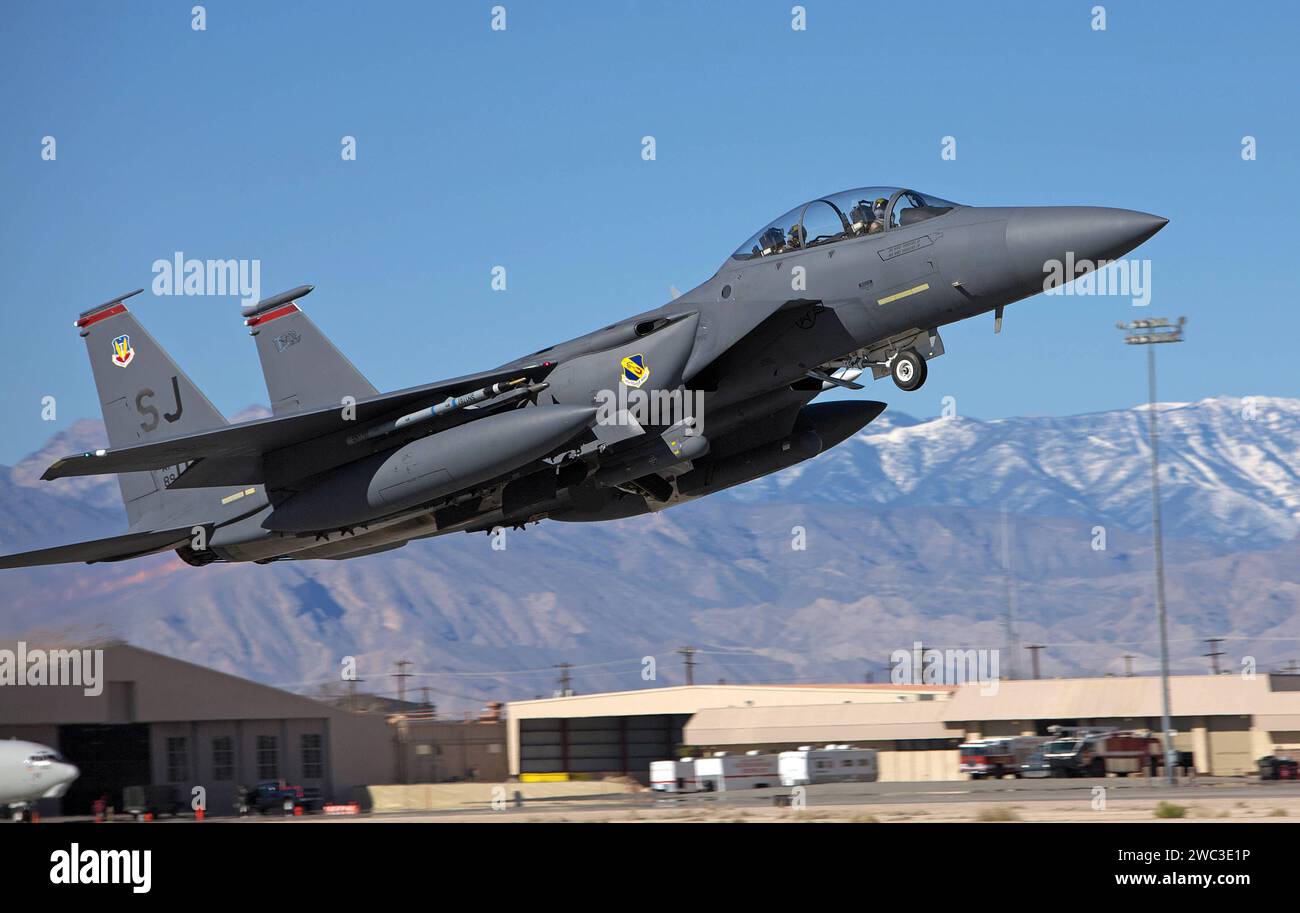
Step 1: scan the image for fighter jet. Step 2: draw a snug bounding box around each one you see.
[0,740,80,821]
[0,186,1166,567]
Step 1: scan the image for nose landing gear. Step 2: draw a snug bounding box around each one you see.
[890,349,927,391]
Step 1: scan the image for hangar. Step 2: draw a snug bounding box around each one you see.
[505,683,954,780]
[0,641,394,815]
[506,674,1300,781]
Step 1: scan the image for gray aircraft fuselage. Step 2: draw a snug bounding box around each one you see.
[6,186,1167,567]
[207,191,1167,560]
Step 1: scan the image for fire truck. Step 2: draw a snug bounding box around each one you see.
[958,736,1047,779]
[1041,727,1161,777]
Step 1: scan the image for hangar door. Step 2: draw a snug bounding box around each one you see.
[519,715,689,777]
[58,723,151,815]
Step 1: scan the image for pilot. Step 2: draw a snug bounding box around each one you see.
[786,224,805,250]
[872,197,890,230]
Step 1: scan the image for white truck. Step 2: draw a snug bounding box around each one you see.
[649,758,698,792]
[779,745,878,786]
[693,751,779,791]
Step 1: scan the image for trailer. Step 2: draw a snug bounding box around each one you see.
[649,758,698,793]
[779,745,878,786]
[959,736,1047,779]
[694,751,778,791]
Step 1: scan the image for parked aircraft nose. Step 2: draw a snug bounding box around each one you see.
[1005,207,1167,292]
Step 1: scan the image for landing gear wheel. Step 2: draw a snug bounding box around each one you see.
[890,349,927,391]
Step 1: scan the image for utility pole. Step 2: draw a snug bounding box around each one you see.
[1203,639,1224,675]
[1025,644,1044,680]
[1123,654,1136,677]
[1000,508,1020,681]
[555,662,573,696]
[419,686,434,712]
[677,647,698,686]
[393,659,413,703]
[1118,316,1186,786]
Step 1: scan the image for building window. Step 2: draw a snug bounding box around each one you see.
[212,736,234,781]
[256,735,278,780]
[166,737,189,783]
[301,734,323,780]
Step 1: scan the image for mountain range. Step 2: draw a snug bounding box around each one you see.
[2,395,1297,712]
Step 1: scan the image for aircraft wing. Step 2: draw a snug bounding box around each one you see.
[42,362,556,485]
[0,526,195,568]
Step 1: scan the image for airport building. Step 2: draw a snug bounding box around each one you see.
[7,638,1299,815]
[506,683,957,781]
[0,642,395,815]
[506,674,1300,781]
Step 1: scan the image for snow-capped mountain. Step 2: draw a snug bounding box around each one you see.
[731,395,1300,548]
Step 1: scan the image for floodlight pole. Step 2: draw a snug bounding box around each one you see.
[1118,317,1185,786]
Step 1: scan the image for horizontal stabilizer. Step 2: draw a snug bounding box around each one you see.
[0,527,194,569]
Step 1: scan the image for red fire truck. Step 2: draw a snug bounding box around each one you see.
[959,736,1047,779]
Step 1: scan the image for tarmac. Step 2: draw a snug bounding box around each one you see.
[142,776,1300,824]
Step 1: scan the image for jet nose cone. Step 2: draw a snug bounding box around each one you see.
[1006,207,1167,292]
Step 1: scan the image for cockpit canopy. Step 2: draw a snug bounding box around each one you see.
[732,187,960,260]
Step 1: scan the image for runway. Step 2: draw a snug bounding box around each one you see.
[202,777,1300,824]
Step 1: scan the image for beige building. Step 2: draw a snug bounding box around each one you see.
[506,674,1300,782]
[0,642,395,815]
[506,683,954,780]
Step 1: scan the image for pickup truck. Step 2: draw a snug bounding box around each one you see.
[238,781,325,816]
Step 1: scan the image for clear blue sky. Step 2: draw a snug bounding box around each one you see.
[2,0,1295,463]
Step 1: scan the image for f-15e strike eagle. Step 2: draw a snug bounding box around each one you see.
[1,187,1166,567]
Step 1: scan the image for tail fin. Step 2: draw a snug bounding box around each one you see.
[75,289,229,527]
[242,285,378,416]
